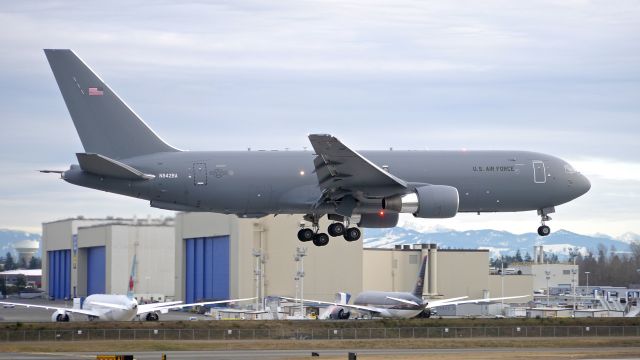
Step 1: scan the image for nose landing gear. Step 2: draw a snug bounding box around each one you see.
[537,207,554,237]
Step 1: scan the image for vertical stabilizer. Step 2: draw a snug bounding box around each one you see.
[412,256,427,297]
[44,49,179,160]
[127,255,137,299]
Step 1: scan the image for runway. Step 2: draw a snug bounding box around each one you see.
[1,347,640,360]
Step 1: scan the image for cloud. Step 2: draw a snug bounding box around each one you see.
[0,1,638,235]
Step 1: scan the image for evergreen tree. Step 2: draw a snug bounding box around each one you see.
[28,256,41,269]
[514,250,523,262]
[4,252,15,271]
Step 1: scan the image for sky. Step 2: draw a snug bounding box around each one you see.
[0,1,639,236]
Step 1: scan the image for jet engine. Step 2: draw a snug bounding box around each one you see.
[328,307,351,320]
[357,212,399,228]
[383,185,459,218]
[51,310,71,322]
[145,312,159,321]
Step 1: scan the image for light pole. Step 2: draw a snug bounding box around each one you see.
[252,249,263,311]
[294,247,307,318]
[545,269,551,307]
[571,268,578,316]
[585,271,590,295]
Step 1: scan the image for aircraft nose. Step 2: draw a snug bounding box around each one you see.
[577,173,591,196]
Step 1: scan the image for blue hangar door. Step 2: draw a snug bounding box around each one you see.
[185,236,230,303]
[47,250,71,300]
[86,246,106,295]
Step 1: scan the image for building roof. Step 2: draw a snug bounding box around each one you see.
[0,269,42,276]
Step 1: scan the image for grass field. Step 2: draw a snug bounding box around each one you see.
[1,336,639,352]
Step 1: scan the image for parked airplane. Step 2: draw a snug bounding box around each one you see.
[282,256,527,319]
[0,255,254,322]
[42,49,590,247]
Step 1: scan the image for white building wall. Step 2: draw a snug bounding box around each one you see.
[511,263,579,290]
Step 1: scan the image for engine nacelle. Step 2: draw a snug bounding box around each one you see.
[357,212,399,228]
[51,310,71,322]
[145,312,160,321]
[383,185,459,218]
[328,307,351,320]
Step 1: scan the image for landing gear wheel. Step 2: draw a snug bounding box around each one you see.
[328,223,345,237]
[312,233,330,246]
[297,228,314,242]
[537,225,550,236]
[343,227,361,242]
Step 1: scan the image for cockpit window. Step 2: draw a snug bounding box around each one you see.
[564,164,576,174]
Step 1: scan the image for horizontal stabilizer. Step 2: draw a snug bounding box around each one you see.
[77,153,155,180]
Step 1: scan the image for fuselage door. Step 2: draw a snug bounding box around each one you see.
[532,161,546,184]
[193,162,207,186]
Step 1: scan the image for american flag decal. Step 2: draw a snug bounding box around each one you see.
[88,87,104,96]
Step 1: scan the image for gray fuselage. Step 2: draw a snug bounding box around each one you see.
[62,149,591,217]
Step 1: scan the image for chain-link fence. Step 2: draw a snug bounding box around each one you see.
[1,326,639,342]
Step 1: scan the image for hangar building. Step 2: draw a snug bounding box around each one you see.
[42,217,174,300]
[42,214,533,308]
[363,244,533,303]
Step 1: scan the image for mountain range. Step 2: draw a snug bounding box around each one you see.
[0,227,638,261]
[363,227,638,259]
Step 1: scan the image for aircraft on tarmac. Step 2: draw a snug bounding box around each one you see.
[0,256,254,322]
[282,256,527,319]
[42,49,590,247]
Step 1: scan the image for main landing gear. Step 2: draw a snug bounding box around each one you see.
[537,207,554,237]
[297,214,361,247]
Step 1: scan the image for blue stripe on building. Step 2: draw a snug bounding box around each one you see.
[47,250,71,300]
[184,236,229,303]
[86,246,106,295]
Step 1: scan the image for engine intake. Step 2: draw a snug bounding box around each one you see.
[383,185,459,218]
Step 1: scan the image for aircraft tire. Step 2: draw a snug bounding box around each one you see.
[343,227,361,242]
[328,223,345,237]
[537,225,550,236]
[312,233,330,246]
[297,228,314,242]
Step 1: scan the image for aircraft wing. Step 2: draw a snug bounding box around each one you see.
[308,134,407,205]
[425,295,528,308]
[0,301,100,317]
[279,296,382,315]
[137,297,255,315]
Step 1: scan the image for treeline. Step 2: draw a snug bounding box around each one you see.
[574,242,640,287]
[490,242,640,288]
[0,252,42,270]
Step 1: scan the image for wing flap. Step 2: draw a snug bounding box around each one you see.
[308,134,407,197]
[76,153,155,180]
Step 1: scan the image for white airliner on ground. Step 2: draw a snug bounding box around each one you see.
[0,256,254,321]
[283,256,527,319]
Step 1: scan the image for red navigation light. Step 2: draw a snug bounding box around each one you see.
[378,210,385,217]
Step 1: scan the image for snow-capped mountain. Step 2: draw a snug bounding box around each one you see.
[363,227,632,259]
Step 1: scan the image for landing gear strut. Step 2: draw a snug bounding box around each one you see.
[537,207,554,237]
[298,214,362,246]
[298,214,330,247]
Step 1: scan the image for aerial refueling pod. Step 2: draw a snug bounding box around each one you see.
[382,185,459,218]
[357,212,399,228]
